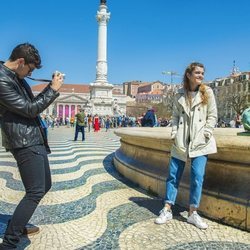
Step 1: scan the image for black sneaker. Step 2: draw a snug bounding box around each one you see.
[23,225,40,236]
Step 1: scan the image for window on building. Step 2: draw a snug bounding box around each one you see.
[59,105,63,118]
[65,105,69,118]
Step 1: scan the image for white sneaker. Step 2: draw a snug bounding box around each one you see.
[187,211,208,229]
[154,208,173,224]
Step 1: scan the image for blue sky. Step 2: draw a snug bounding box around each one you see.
[1,0,250,85]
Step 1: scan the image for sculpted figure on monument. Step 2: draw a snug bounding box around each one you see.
[97,62,107,76]
[101,0,107,5]
[242,107,250,131]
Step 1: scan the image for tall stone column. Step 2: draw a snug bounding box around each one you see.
[69,105,72,119]
[62,105,65,122]
[56,104,59,117]
[90,0,113,116]
[95,0,110,84]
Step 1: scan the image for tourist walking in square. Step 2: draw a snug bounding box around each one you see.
[70,116,75,127]
[155,62,217,229]
[105,115,111,132]
[94,114,100,132]
[141,106,156,127]
[87,114,93,132]
[74,108,86,141]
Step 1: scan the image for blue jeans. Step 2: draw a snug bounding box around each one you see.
[165,155,208,208]
[74,124,85,141]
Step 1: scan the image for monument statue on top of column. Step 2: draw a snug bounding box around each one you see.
[101,0,107,5]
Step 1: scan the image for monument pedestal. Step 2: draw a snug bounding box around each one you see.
[90,83,114,116]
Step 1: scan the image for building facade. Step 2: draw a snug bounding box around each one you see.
[136,93,163,103]
[31,83,127,120]
[137,81,164,94]
[123,81,141,97]
[208,71,250,121]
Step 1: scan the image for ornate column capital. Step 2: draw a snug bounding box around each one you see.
[96,11,110,23]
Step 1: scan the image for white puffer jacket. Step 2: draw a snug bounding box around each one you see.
[171,86,217,162]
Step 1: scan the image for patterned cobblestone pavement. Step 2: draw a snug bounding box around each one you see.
[0,127,249,249]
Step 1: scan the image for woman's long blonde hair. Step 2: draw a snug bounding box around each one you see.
[183,62,208,105]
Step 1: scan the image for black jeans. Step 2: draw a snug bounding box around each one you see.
[2,145,51,248]
[74,124,85,141]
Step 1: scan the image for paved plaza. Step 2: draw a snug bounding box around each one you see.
[0,127,249,249]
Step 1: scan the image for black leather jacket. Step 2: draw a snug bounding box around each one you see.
[0,62,59,152]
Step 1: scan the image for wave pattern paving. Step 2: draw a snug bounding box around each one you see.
[0,128,249,249]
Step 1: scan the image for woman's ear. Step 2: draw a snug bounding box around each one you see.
[186,72,191,79]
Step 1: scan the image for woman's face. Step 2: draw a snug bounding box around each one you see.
[187,66,204,86]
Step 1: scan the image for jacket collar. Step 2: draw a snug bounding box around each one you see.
[177,87,202,115]
[191,91,202,109]
[0,61,18,81]
[0,61,32,100]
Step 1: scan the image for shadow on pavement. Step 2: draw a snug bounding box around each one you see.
[102,153,187,220]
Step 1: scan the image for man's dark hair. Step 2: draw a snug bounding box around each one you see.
[9,43,42,69]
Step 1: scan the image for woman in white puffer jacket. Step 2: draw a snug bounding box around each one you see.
[155,62,217,229]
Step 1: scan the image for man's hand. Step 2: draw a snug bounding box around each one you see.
[51,71,65,91]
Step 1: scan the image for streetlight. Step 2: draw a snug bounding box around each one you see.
[162,71,181,84]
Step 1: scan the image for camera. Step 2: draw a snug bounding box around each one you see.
[52,71,66,79]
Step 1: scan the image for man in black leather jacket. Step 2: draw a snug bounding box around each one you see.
[0,43,64,249]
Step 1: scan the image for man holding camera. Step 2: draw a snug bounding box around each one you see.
[0,43,64,249]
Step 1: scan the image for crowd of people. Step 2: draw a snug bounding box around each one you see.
[41,113,243,132]
[40,111,172,133]
[216,114,243,128]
